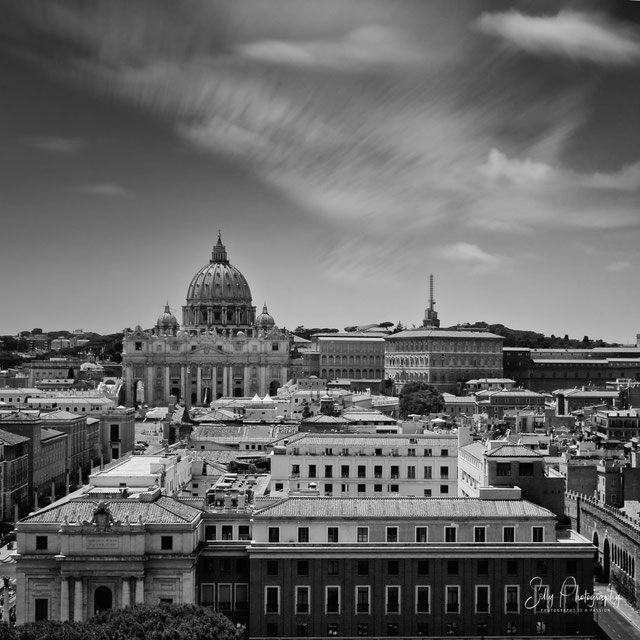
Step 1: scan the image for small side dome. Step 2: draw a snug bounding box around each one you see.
[255,303,275,330]
[157,302,178,327]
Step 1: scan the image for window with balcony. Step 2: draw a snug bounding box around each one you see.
[446,586,460,613]
[503,527,515,543]
[475,585,490,613]
[295,586,310,614]
[416,586,430,613]
[386,527,398,543]
[357,527,369,543]
[444,526,457,542]
[386,586,400,614]
[474,527,486,543]
[356,586,370,614]
[505,586,519,613]
[415,527,428,543]
[326,586,340,614]
[265,586,280,614]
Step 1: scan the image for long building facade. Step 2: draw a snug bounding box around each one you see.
[122,235,290,406]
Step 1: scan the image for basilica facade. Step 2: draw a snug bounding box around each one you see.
[122,235,290,406]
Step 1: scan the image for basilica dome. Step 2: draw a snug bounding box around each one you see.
[256,303,276,330]
[182,234,256,331]
[157,303,177,327]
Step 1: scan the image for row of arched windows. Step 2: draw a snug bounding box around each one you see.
[612,542,635,578]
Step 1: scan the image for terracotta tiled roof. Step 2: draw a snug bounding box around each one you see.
[484,444,543,458]
[254,497,554,519]
[19,496,202,525]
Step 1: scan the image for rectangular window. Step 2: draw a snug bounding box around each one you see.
[356,586,370,614]
[328,527,339,543]
[477,560,489,575]
[357,623,368,636]
[440,484,449,495]
[374,465,383,478]
[358,465,366,478]
[201,584,215,607]
[506,560,518,575]
[35,536,48,550]
[417,622,429,636]
[440,466,449,479]
[268,527,280,543]
[505,585,519,613]
[519,462,534,476]
[496,462,511,476]
[503,527,515,543]
[390,465,399,479]
[536,560,548,574]
[415,527,428,542]
[326,586,340,614]
[265,586,280,614]
[325,483,333,494]
[475,585,490,613]
[358,484,366,493]
[341,465,349,478]
[221,525,232,540]
[407,465,416,479]
[298,527,309,543]
[357,527,369,543]
[218,584,232,611]
[327,624,339,636]
[267,561,279,576]
[387,622,399,636]
[446,586,460,613]
[474,527,486,543]
[325,465,333,478]
[532,526,544,542]
[238,525,250,540]
[34,598,48,622]
[297,560,309,576]
[424,448,432,457]
[295,586,310,614]
[408,448,416,456]
[374,484,382,492]
[417,560,429,575]
[161,536,173,550]
[357,560,369,576]
[416,586,430,614]
[386,586,400,614]
[444,526,457,542]
[328,560,339,575]
[386,526,398,543]
[309,465,316,478]
[296,623,308,637]
[292,464,300,477]
[110,424,119,441]
[447,560,459,575]
[535,584,550,613]
[235,584,248,611]
[388,560,399,575]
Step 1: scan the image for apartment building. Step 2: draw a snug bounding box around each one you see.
[270,432,458,497]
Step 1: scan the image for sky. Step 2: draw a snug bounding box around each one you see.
[1,0,640,343]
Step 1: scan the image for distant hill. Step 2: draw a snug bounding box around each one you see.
[448,322,619,349]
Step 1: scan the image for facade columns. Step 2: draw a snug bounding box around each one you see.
[197,365,202,405]
[135,577,145,604]
[222,366,229,397]
[180,365,187,403]
[121,577,130,608]
[74,578,83,622]
[60,577,69,621]
[164,366,171,402]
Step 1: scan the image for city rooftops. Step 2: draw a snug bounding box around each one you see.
[389,329,503,340]
[253,497,554,520]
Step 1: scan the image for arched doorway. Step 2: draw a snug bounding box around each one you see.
[94,586,113,614]
[603,539,610,583]
[593,531,601,581]
[269,380,280,396]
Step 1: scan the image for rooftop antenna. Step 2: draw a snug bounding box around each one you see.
[423,274,440,328]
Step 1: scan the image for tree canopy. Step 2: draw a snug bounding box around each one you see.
[0,604,238,640]
[399,382,444,418]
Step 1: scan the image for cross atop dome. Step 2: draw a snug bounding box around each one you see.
[211,232,229,264]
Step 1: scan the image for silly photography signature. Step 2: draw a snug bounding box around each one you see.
[524,576,621,612]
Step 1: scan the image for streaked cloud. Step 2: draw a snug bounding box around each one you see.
[476,10,640,66]
[77,183,130,197]
[585,163,640,191]
[27,136,85,154]
[238,26,426,70]
[479,149,552,186]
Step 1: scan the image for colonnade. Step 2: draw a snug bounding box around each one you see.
[59,576,145,622]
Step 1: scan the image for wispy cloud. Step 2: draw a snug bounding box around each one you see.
[605,260,632,273]
[476,10,640,66]
[585,163,640,191]
[434,242,505,275]
[238,26,426,70]
[77,183,130,197]
[479,148,553,186]
[27,136,85,154]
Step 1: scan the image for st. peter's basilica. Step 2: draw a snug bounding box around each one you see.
[121,235,290,406]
